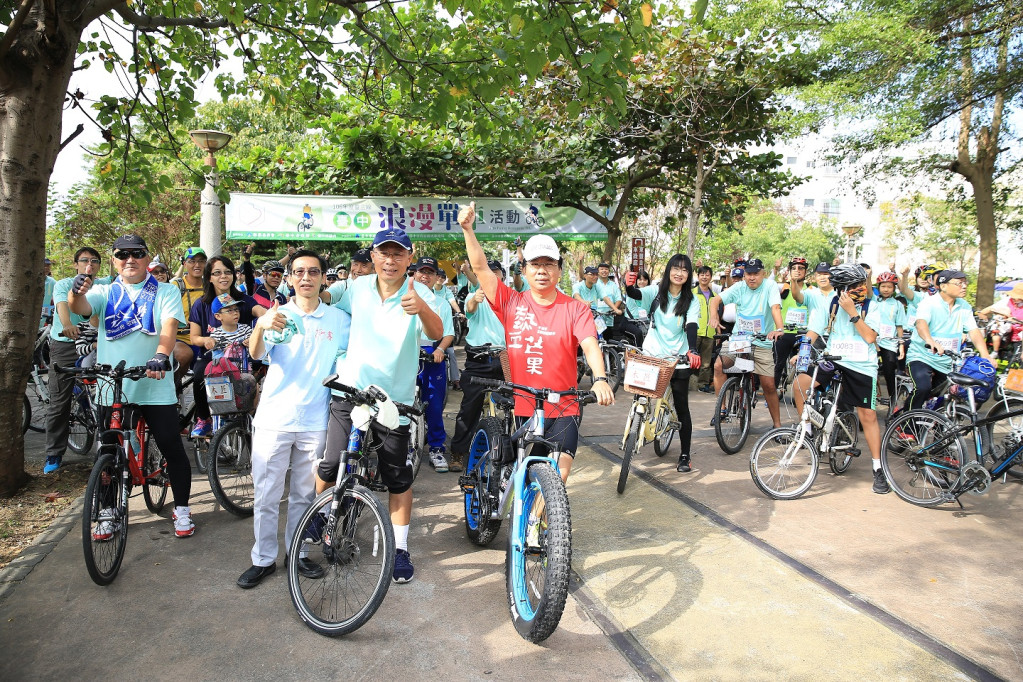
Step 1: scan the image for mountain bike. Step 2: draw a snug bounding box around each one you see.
[880,367,1016,507]
[714,332,771,454]
[57,362,169,585]
[459,376,596,643]
[25,332,50,433]
[67,370,101,455]
[617,350,688,494]
[576,311,623,393]
[286,377,420,637]
[749,346,860,500]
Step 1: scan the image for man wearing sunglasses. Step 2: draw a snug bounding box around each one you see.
[69,235,196,538]
[42,247,102,473]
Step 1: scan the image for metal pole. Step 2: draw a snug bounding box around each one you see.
[199,170,221,258]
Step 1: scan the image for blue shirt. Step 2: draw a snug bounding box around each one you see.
[639,285,701,357]
[907,294,978,373]
[719,279,782,348]
[252,300,347,432]
[596,279,622,324]
[86,280,185,406]
[464,284,505,347]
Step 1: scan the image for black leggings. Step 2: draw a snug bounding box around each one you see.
[670,368,693,459]
[100,404,191,508]
[907,361,948,410]
[773,334,799,385]
[192,355,212,420]
[879,347,899,399]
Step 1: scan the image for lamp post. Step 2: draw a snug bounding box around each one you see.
[841,224,862,263]
[189,129,233,258]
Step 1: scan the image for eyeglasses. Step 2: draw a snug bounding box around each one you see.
[527,261,559,272]
[374,250,408,262]
[292,268,322,278]
[114,249,147,260]
[77,258,101,265]
[209,269,234,278]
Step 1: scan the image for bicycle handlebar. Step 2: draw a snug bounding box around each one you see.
[54,361,148,381]
[321,374,423,418]
[469,376,598,406]
[925,344,964,360]
[714,332,773,341]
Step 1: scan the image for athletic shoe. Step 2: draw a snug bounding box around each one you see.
[698,385,713,394]
[92,508,118,541]
[448,454,464,473]
[393,549,414,583]
[43,456,61,474]
[173,506,195,537]
[872,468,891,494]
[302,510,327,544]
[676,455,692,473]
[190,418,212,438]
[429,448,449,473]
[878,396,890,406]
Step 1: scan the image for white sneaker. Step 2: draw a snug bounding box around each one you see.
[429,449,449,473]
[525,515,543,550]
[92,508,118,541]
[173,506,195,538]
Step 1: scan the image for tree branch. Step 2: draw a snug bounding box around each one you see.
[59,123,85,152]
[113,5,229,31]
[0,0,33,62]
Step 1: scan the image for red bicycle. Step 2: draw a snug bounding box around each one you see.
[57,361,170,585]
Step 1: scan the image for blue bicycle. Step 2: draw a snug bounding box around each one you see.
[459,377,596,643]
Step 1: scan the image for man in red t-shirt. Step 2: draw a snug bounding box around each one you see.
[458,202,614,481]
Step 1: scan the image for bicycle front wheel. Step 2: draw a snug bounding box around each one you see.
[82,452,128,585]
[26,377,47,432]
[652,394,677,458]
[288,486,395,637]
[67,394,96,455]
[603,346,623,394]
[464,417,504,545]
[986,397,1023,479]
[618,409,642,494]
[828,411,860,475]
[507,461,571,643]
[208,420,254,517]
[715,376,751,454]
[881,409,964,507]
[142,433,168,514]
[750,427,819,500]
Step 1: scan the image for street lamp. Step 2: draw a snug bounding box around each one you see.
[841,224,862,263]
[189,129,233,258]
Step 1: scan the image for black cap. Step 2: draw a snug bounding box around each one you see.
[936,269,968,285]
[815,262,831,273]
[352,248,372,264]
[487,259,505,273]
[583,266,599,275]
[414,256,439,272]
[744,258,765,273]
[113,234,148,252]
[858,262,871,270]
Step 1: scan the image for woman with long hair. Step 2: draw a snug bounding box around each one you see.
[625,254,702,473]
[187,255,267,436]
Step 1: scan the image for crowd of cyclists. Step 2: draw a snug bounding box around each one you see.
[35,205,1016,588]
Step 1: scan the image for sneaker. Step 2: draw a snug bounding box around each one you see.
[429,448,449,473]
[92,508,118,541]
[173,506,195,537]
[698,385,713,394]
[190,418,212,438]
[872,468,891,494]
[43,456,61,474]
[393,549,414,583]
[303,510,327,544]
[676,456,692,473]
[448,454,464,473]
[878,396,890,406]
[892,426,916,444]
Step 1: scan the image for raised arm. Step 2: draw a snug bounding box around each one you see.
[459,201,497,301]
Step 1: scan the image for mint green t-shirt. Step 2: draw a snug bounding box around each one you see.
[464,284,505,347]
[719,280,782,348]
[40,276,56,329]
[809,301,881,378]
[50,277,91,341]
[906,294,977,373]
[873,296,908,352]
[641,288,701,358]
[572,281,602,309]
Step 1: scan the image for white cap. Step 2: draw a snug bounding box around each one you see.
[522,234,560,262]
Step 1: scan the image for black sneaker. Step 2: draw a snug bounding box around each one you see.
[393,549,414,583]
[872,468,891,494]
[676,456,692,473]
[237,563,276,589]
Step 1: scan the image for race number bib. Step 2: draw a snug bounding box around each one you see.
[594,317,607,334]
[879,324,896,340]
[831,340,869,362]
[735,315,763,334]
[785,308,807,327]
[933,335,960,353]
[729,334,752,353]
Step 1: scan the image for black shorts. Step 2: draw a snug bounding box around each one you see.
[321,397,413,494]
[514,415,581,459]
[802,364,877,411]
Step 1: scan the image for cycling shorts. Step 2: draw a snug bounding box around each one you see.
[514,415,580,459]
[320,397,413,494]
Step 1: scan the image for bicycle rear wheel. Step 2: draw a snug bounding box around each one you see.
[26,376,47,432]
[463,417,504,545]
[22,395,30,434]
[507,461,571,643]
[715,376,751,454]
[208,420,254,517]
[142,433,168,514]
[880,409,964,507]
[984,397,1023,479]
[67,392,96,455]
[750,427,819,500]
[408,411,425,480]
[82,452,128,585]
[288,486,395,637]
[828,411,859,475]
[618,409,642,494]
[652,395,677,458]
[603,346,623,394]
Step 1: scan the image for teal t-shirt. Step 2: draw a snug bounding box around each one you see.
[596,279,622,324]
[719,279,782,348]
[50,277,91,341]
[873,297,907,352]
[40,276,56,329]
[572,281,602,309]
[86,279,185,406]
[641,288,701,357]
[464,284,505,347]
[809,301,881,378]
[420,289,454,346]
[906,294,977,373]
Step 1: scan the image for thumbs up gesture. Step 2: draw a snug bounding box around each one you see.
[458,201,476,231]
[257,300,287,332]
[401,283,426,316]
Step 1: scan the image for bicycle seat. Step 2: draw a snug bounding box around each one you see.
[948,372,990,388]
[492,393,515,411]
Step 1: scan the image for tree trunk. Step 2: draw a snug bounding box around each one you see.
[602,220,622,262]
[686,146,706,261]
[972,173,997,309]
[0,9,82,496]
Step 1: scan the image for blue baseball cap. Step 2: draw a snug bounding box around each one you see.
[372,228,413,251]
[730,267,745,278]
[212,293,241,314]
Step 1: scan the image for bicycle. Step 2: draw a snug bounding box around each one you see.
[67,369,101,455]
[57,361,170,585]
[879,364,1015,507]
[458,376,596,643]
[286,377,420,637]
[576,311,623,394]
[749,346,860,500]
[713,332,772,454]
[617,350,688,494]
[24,326,51,433]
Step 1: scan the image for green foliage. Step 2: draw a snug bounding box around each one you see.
[879,192,979,270]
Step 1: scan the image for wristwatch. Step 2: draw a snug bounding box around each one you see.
[848,315,861,324]
[593,377,609,384]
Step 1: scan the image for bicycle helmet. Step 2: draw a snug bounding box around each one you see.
[788,256,808,268]
[326,268,338,279]
[920,264,940,280]
[827,263,868,290]
[876,271,899,284]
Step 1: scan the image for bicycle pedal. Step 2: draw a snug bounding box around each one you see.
[457,475,475,492]
[668,421,682,430]
[847,448,861,457]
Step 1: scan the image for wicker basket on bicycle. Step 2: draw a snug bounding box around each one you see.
[205,343,258,415]
[622,349,678,399]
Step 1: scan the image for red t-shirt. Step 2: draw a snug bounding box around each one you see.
[489,280,597,417]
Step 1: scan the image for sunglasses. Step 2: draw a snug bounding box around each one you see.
[114,249,148,260]
[292,268,322,278]
[77,258,102,265]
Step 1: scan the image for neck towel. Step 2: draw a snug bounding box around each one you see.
[105,274,159,341]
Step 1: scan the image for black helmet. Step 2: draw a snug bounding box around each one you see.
[828,263,867,290]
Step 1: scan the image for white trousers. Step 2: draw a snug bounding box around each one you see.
[250,428,325,567]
